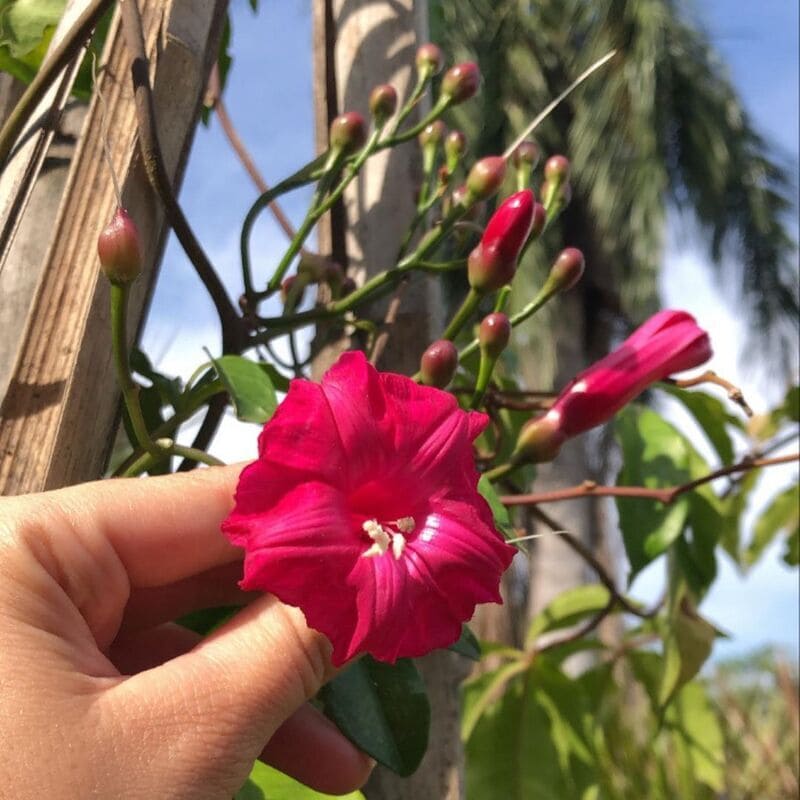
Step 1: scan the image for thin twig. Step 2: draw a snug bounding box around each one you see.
[665,369,754,417]
[502,453,799,507]
[119,0,244,354]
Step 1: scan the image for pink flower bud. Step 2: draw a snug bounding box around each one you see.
[513,414,567,464]
[441,62,481,104]
[513,310,713,460]
[466,156,507,200]
[419,120,447,148]
[416,43,444,78]
[544,154,570,181]
[369,84,398,123]
[97,208,142,283]
[330,111,367,153]
[531,202,547,239]
[512,140,540,169]
[479,312,511,359]
[548,247,585,292]
[467,189,534,292]
[420,339,459,388]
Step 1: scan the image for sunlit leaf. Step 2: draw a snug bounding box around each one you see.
[212,354,278,424]
[478,474,515,540]
[744,484,800,568]
[235,759,364,799]
[525,584,611,648]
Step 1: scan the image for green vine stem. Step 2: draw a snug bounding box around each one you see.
[442,287,481,341]
[470,350,496,409]
[0,0,113,169]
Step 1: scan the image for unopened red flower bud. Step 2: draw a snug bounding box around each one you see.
[420,339,458,388]
[512,140,540,169]
[548,247,585,292]
[466,156,507,201]
[479,312,511,359]
[97,208,142,283]
[544,154,570,182]
[419,120,447,148]
[441,62,481,104]
[330,111,367,153]
[369,84,398,123]
[416,43,443,78]
[467,189,534,292]
[512,414,566,464]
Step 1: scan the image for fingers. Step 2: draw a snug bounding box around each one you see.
[19,464,245,588]
[120,561,255,633]
[261,704,374,795]
[108,595,341,792]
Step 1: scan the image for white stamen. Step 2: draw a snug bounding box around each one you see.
[396,516,415,533]
[361,519,390,558]
[391,533,406,559]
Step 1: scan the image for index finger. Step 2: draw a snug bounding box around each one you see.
[12,464,245,588]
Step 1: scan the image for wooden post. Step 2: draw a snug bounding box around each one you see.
[0,0,228,495]
[312,3,468,798]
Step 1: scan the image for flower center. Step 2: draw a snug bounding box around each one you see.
[361,516,415,560]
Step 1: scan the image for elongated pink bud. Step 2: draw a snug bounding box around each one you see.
[420,340,458,388]
[548,247,585,292]
[467,189,535,292]
[97,208,142,283]
[466,156,507,201]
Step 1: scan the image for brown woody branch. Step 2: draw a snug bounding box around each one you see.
[502,453,799,507]
[665,369,754,417]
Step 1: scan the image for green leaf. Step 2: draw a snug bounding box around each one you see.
[676,493,721,597]
[657,385,738,464]
[320,656,430,777]
[744,484,800,567]
[0,0,64,57]
[465,658,598,800]
[178,605,238,636]
[478,475,515,540]
[130,348,185,410]
[659,595,718,709]
[666,681,725,793]
[448,624,481,660]
[525,584,611,648]
[212,354,278,424]
[784,525,799,565]
[235,759,364,800]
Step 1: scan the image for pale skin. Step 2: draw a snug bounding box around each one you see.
[0,465,374,799]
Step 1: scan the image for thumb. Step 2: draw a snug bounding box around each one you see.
[107,595,339,796]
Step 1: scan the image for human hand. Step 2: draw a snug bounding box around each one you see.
[0,466,373,799]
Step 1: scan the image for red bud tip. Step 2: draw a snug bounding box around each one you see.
[548,247,585,292]
[416,43,444,78]
[420,339,459,388]
[512,140,540,169]
[468,189,534,292]
[330,112,367,153]
[369,84,398,123]
[419,120,447,148]
[513,414,566,464]
[441,62,481,104]
[466,156,507,200]
[280,275,307,307]
[544,155,570,181]
[479,312,511,358]
[97,208,142,283]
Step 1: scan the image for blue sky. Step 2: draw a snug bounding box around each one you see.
[143,0,799,661]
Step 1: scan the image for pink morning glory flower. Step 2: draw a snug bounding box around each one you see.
[222,351,515,666]
[514,309,713,462]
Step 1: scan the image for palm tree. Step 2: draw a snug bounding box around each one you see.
[430,0,798,632]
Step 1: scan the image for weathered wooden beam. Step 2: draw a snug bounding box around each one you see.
[0,0,228,495]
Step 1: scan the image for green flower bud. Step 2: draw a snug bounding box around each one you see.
[416,43,444,79]
[512,414,566,464]
[465,156,507,201]
[479,312,511,359]
[547,247,585,292]
[512,140,540,169]
[369,84,398,124]
[419,120,447,149]
[543,154,570,181]
[444,130,467,172]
